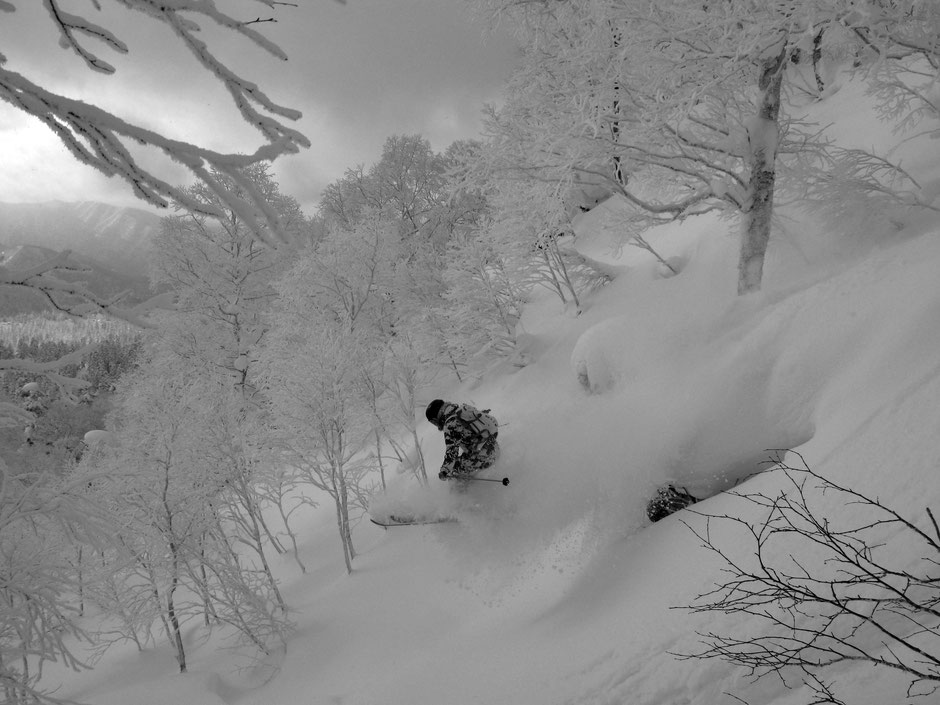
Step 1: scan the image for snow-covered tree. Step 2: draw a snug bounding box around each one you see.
[261,321,377,574]
[0,0,315,423]
[0,0,312,244]
[151,164,297,514]
[389,247,474,381]
[0,448,109,704]
[184,374,288,611]
[370,134,451,244]
[93,362,209,673]
[465,173,612,314]
[261,221,397,572]
[82,352,290,672]
[152,163,302,393]
[0,253,171,437]
[477,0,789,293]
[475,0,940,294]
[318,133,522,377]
[440,227,527,359]
[374,338,433,486]
[357,332,445,488]
[320,135,450,244]
[148,165,302,607]
[852,0,940,134]
[320,135,490,253]
[284,213,399,334]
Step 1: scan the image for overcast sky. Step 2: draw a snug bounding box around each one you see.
[0,0,519,215]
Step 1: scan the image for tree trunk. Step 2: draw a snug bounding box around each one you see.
[336,467,355,573]
[333,491,354,575]
[374,429,388,493]
[812,27,825,94]
[245,502,287,613]
[739,45,787,295]
[198,539,220,625]
[609,21,627,188]
[166,548,187,673]
[76,545,84,617]
[160,465,187,672]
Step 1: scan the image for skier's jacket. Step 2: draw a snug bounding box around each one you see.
[438,402,500,477]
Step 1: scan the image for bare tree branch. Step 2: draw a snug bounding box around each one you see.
[676,452,940,704]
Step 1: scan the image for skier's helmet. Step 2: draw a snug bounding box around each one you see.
[425,399,445,428]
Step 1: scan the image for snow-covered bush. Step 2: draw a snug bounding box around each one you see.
[571,322,622,394]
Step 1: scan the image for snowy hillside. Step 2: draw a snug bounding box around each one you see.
[0,201,161,275]
[0,244,155,316]
[47,80,940,705]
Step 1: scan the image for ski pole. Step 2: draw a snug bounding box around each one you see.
[467,476,510,486]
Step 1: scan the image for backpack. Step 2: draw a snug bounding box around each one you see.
[456,405,498,439]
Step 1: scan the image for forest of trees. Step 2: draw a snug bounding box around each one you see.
[2,1,940,703]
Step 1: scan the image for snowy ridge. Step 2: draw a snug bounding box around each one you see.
[48,83,940,705]
[0,201,161,275]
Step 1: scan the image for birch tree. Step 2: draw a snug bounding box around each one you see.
[478,0,796,294]
[149,165,301,596]
[0,456,108,704]
[97,365,209,673]
[373,337,435,486]
[261,221,395,572]
[320,135,451,245]
[477,0,940,294]
[854,0,940,136]
[440,227,527,357]
[83,352,291,672]
[152,164,302,395]
[261,322,376,575]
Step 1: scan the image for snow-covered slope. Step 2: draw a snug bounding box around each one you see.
[48,79,940,705]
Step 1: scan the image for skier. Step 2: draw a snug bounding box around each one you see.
[425,399,500,482]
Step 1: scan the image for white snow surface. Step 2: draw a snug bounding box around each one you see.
[49,82,940,705]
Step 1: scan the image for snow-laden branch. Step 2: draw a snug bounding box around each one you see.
[1,0,318,245]
[43,0,129,74]
[0,63,305,246]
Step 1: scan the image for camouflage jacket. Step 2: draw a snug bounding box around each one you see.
[438,402,499,477]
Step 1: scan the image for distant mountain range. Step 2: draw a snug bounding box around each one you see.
[0,201,165,317]
[0,201,163,273]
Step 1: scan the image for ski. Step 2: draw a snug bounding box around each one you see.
[462,476,510,485]
[370,514,458,528]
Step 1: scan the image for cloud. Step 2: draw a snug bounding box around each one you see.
[0,120,145,207]
[0,0,518,215]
